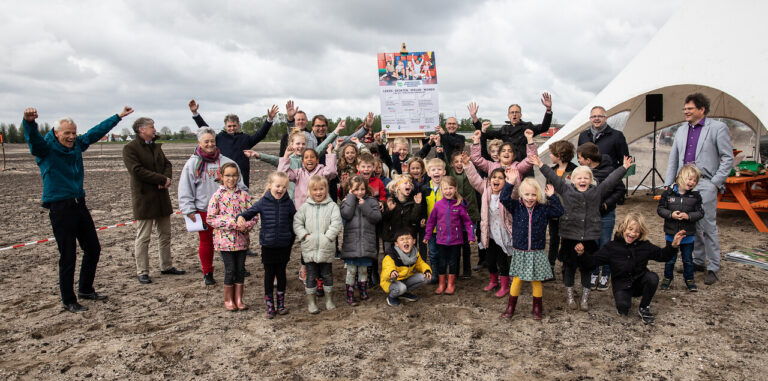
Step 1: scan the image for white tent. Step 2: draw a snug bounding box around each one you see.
[539,0,768,160]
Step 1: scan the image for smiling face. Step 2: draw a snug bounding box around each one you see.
[292,135,307,155]
[572,170,592,192]
[520,183,539,208]
[303,150,318,172]
[589,108,607,129]
[310,183,328,203]
[295,111,308,130]
[343,145,357,164]
[222,166,239,189]
[397,178,413,199]
[428,165,445,184]
[312,118,327,139]
[683,101,706,124]
[395,233,415,253]
[269,178,289,199]
[490,171,505,194]
[357,161,374,177]
[508,105,522,124]
[489,145,500,162]
[445,117,459,134]
[225,120,240,134]
[199,133,216,153]
[499,144,515,165]
[55,121,77,148]
[441,183,457,200]
[351,183,367,200]
[679,175,698,192]
[623,222,640,244]
[395,144,409,159]
[408,161,423,179]
[452,156,464,174]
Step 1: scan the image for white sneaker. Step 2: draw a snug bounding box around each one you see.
[598,275,609,290]
[590,274,599,290]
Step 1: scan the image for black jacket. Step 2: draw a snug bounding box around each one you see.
[474,112,552,164]
[587,235,677,290]
[657,186,704,236]
[238,191,296,248]
[193,113,273,187]
[381,196,423,242]
[578,125,629,170]
[591,154,626,215]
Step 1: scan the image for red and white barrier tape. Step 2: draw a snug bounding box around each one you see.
[0,211,183,252]
[84,168,274,173]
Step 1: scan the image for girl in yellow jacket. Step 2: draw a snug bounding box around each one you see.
[380,229,432,306]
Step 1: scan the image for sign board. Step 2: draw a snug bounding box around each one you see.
[377,51,439,132]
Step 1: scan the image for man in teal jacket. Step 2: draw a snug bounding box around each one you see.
[23,106,134,313]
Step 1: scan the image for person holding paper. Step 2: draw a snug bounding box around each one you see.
[179,127,246,286]
[123,117,185,284]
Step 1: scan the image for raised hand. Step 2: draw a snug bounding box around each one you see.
[365,112,374,129]
[504,166,519,184]
[23,108,38,122]
[671,230,686,247]
[527,154,543,168]
[461,151,470,165]
[435,125,445,135]
[327,143,334,155]
[386,198,397,211]
[401,162,409,173]
[413,192,422,204]
[285,100,296,120]
[334,120,346,134]
[524,128,534,143]
[472,130,482,145]
[467,101,479,122]
[267,104,279,120]
[243,150,260,159]
[545,184,555,197]
[118,106,134,118]
[284,145,294,158]
[189,100,199,114]
[350,137,360,144]
[336,137,345,146]
[481,120,491,133]
[373,132,382,144]
[623,155,634,169]
[541,92,552,110]
[434,134,441,146]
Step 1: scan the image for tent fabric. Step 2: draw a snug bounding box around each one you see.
[539,0,768,158]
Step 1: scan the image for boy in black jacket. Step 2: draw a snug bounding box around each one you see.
[580,212,685,324]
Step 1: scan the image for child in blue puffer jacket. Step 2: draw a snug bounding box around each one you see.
[238,171,296,319]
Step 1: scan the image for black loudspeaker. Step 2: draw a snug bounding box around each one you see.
[646,93,663,122]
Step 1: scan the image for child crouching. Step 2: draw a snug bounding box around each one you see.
[381,229,433,306]
[581,213,685,324]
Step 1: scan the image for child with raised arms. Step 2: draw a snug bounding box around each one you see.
[499,169,564,320]
[237,171,296,318]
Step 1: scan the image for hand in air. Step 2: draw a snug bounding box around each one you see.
[467,101,479,122]
[544,184,555,197]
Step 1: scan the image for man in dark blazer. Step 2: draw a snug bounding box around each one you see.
[664,93,734,286]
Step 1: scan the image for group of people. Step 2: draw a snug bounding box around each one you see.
[22,91,733,324]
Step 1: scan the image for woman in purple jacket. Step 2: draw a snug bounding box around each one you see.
[423,176,475,296]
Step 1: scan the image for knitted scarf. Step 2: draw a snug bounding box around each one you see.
[194,146,221,179]
[394,245,418,266]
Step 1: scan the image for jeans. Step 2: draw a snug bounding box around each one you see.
[389,273,427,297]
[220,250,246,285]
[592,209,615,277]
[428,235,439,269]
[664,242,694,280]
[436,244,460,275]
[48,198,101,305]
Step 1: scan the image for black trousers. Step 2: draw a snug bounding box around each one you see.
[486,239,510,276]
[264,262,288,294]
[47,198,101,305]
[460,229,472,275]
[613,272,659,314]
[547,218,560,269]
[221,250,246,285]
[561,239,597,288]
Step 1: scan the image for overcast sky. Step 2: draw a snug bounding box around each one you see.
[0,0,682,132]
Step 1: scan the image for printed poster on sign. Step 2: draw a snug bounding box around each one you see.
[377,51,439,132]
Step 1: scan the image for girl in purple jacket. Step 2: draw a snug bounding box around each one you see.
[423,176,476,295]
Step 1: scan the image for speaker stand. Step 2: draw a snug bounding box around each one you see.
[632,120,665,196]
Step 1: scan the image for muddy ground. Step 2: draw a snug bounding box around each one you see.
[0,140,767,380]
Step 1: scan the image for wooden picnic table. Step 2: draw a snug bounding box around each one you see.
[717,174,768,232]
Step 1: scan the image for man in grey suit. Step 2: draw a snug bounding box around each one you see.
[665,93,734,285]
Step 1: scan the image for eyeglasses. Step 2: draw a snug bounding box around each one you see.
[589,115,606,119]
[508,111,521,115]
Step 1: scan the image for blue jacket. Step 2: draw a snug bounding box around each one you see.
[238,191,296,248]
[23,115,121,203]
[499,182,564,250]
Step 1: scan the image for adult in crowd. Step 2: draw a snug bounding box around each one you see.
[577,106,629,170]
[468,93,553,168]
[22,106,134,313]
[179,127,246,286]
[435,117,468,162]
[122,117,185,284]
[664,93,734,286]
[279,100,372,158]
[188,99,277,189]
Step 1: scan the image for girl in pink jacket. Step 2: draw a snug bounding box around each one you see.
[278,146,337,209]
[469,129,536,175]
[207,163,257,312]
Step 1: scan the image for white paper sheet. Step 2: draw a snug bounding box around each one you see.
[184,213,206,232]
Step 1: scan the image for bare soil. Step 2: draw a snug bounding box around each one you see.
[0,141,766,380]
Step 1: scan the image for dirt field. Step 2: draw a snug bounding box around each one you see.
[1,141,767,380]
